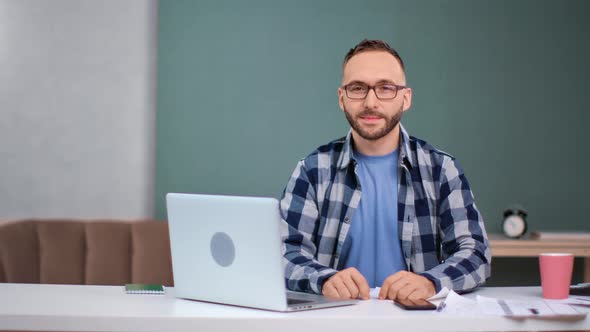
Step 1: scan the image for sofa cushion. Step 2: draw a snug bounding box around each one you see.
[0,219,173,286]
[0,220,39,283]
[131,222,173,286]
[38,221,86,284]
[85,222,131,285]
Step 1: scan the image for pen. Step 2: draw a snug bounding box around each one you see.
[574,283,590,287]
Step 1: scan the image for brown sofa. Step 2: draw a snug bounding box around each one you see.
[0,219,173,286]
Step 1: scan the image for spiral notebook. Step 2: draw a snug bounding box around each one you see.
[124,283,165,294]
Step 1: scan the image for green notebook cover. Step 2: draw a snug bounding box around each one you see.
[125,283,165,294]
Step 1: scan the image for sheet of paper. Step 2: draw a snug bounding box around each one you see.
[437,290,481,315]
[551,297,590,308]
[435,292,586,319]
[429,287,450,300]
[476,295,585,318]
[369,287,380,299]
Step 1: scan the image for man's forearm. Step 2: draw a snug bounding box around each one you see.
[418,240,491,292]
[284,250,338,293]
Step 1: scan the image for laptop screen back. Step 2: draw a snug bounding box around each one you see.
[166,193,288,310]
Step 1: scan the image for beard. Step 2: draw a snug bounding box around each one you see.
[343,103,404,141]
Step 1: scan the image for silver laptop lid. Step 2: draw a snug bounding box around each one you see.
[166,193,288,311]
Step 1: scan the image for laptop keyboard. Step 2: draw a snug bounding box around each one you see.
[287,298,313,305]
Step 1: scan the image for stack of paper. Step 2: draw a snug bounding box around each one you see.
[437,290,587,320]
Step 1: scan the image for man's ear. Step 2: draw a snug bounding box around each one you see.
[402,87,412,112]
[338,87,345,111]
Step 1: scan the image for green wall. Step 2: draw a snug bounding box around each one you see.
[156,1,590,284]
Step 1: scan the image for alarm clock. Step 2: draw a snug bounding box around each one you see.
[502,207,528,238]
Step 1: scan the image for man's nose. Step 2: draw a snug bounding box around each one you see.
[363,88,379,109]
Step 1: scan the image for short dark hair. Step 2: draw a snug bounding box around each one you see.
[343,39,405,72]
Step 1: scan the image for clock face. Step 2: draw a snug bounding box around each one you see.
[503,215,526,238]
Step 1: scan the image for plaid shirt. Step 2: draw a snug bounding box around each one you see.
[279,124,491,294]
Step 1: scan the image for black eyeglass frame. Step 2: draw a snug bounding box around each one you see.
[341,83,407,100]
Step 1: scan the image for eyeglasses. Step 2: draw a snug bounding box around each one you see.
[342,83,407,100]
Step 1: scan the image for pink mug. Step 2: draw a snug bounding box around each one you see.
[539,253,574,299]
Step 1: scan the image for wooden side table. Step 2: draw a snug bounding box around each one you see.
[489,234,590,282]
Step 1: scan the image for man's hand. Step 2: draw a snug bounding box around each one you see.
[378,271,435,300]
[322,267,370,300]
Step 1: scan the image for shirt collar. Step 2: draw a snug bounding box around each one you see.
[337,123,415,170]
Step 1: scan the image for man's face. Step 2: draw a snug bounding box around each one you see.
[338,51,412,141]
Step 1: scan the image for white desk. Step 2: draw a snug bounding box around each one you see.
[0,284,588,332]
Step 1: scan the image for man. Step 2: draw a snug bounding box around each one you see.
[279,39,491,301]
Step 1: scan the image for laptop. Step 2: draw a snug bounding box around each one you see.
[165,193,358,312]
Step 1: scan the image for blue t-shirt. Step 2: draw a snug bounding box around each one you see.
[339,148,407,287]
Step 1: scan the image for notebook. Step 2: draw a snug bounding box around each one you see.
[125,284,165,294]
[166,193,358,312]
